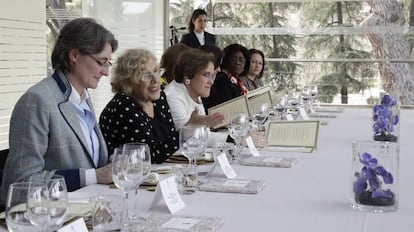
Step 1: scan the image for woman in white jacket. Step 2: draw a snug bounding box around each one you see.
[165,48,224,131]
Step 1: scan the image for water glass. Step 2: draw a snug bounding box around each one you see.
[6,182,49,232]
[30,173,68,231]
[174,164,198,195]
[90,195,125,231]
[213,142,236,163]
[228,112,250,162]
[179,125,208,165]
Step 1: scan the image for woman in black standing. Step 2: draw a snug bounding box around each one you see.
[181,9,216,48]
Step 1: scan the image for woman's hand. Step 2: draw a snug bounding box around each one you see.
[96,164,113,184]
[187,107,224,128]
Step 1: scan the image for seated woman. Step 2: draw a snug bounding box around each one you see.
[239,49,265,91]
[203,43,249,109]
[160,43,191,86]
[165,48,224,131]
[99,49,179,164]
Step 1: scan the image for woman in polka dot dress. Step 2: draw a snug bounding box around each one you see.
[99,49,179,163]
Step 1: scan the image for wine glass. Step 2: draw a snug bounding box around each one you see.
[288,90,300,119]
[309,85,318,112]
[273,95,288,120]
[122,143,145,221]
[26,182,50,231]
[300,86,312,114]
[252,103,269,135]
[111,147,138,224]
[6,182,49,232]
[228,112,250,162]
[179,125,208,166]
[29,173,68,231]
[123,142,151,221]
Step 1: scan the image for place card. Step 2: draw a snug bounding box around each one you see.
[299,108,310,120]
[208,95,249,129]
[149,175,185,214]
[239,156,297,168]
[285,114,294,121]
[246,136,260,157]
[198,177,267,194]
[161,217,201,230]
[266,120,320,152]
[58,217,88,232]
[216,152,237,178]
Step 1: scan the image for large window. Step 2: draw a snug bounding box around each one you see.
[170,0,414,106]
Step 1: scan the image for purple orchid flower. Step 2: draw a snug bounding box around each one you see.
[353,152,394,199]
[373,95,399,139]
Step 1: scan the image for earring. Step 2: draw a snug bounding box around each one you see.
[184,79,191,85]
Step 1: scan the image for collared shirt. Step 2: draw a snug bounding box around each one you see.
[68,86,99,184]
[195,31,205,46]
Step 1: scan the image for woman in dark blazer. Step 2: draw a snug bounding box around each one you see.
[203,43,249,110]
[180,9,216,48]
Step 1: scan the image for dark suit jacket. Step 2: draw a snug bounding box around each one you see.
[180,31,216,48]
[203,71,241,110]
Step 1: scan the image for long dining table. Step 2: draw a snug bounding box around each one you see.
[3,107,414,231]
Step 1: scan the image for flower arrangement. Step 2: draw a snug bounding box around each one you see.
[372,95,399,142]
[353,152,396,206]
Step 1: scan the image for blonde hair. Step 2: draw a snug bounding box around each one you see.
[111,48,156,95]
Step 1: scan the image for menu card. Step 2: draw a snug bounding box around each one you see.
[265,120,320,152]
[208,95,249,129]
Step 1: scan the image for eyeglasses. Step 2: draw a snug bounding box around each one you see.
[231,56,246,64]
[141,69,162,82]
[88,54,112,69]
[201,72,216,81]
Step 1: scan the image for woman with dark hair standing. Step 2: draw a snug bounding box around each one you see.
[180,9,216,48]
[203,43,249,109]
[240,49,265,91]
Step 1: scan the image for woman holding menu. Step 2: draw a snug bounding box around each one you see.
[165,48,266,147]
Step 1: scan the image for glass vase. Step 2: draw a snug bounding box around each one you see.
[372,94,400,143]
[351,141,399,212]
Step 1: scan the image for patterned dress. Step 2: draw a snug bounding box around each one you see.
[99,90,179,164]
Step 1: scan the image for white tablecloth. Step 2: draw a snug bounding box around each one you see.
[3,108,414,231]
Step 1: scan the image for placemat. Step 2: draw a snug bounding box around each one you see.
[315,107,344,113]
[138,213,224,232]
[198,178,267,194]
[165,154,214,165]
[309,113,337,118]
[239,156,297,168]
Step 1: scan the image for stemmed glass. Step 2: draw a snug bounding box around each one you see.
[122,143,146,222]
[228,112,250,162]
[111,147,139,225]
[252,103,269,135]
[273,95,288,120]
[179,125,208,166]
[29,173,68,231]
[288,90,300,119]
[123,142,151,221]
[309,85,318,112]
[300,86,312,114]
[6,182,49,232]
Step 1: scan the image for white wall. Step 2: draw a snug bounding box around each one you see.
[0,0,47,150]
